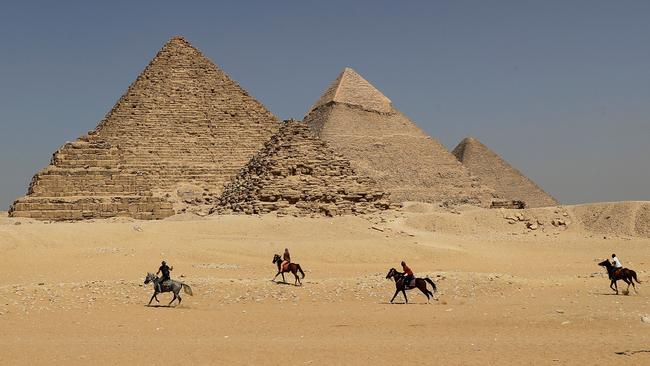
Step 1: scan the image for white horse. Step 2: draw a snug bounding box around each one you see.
[144,272,193,306]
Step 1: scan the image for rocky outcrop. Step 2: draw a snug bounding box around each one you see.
[213,120,391,216]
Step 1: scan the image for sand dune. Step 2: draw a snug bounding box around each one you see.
[2,203,650,365]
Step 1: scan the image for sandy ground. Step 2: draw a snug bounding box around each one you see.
[1,202,650,365]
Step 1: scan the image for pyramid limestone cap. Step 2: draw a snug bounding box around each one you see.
[308,67,393,114]
[453,137,481,162]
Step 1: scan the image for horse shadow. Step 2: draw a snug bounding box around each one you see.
[270,279,300,287]
[378,301,432,305]
[145,304,179,308]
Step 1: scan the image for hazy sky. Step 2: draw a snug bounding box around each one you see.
[1,0,649,209]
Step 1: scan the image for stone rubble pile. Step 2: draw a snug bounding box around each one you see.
[213,120,391,216]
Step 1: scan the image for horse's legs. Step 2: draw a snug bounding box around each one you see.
[273,271,280,280]
[613,280,619,295]
[168,292,177,306]
[629,276,638,293]
[402,289,408,304]
[177,293,182,304]
[417,284,430,303]
[281,272,286,283]
[294,270,301,286]
[390,289,400,303]
[148,292,157,306]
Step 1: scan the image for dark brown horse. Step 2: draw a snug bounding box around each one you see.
[272,254,305,286]
[385,268,437,303]
[598,259,641,295]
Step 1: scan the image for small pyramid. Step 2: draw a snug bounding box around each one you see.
[452,137,558,208]
[213,120,391,216]
[304,68,494,205]
[10,36,280,220]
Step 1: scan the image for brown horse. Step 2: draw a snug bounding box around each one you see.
[598,259,641,295]
[272,254,305,286]
[385,268,437,303]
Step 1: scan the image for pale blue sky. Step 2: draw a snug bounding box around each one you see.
[1,0,649,209]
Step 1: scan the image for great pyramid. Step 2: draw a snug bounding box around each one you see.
[452,137,558,208]
[213,120,391,217]
[303,67,494,205]
[9,36,280,220]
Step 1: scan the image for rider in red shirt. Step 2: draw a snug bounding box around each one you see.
[401,261,414,287]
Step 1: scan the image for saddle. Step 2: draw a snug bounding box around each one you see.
[159,280,171,291]
[404,278,416,289]
[613,268,624,277]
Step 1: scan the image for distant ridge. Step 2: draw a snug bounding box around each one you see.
[304,67,494,205]
[452,137,558,208]
[10,36,280,220]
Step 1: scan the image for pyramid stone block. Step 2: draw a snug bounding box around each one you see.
[303,68,494,205]
[9,36,280,220]
[213,120,391,216]
[452,137,558,208]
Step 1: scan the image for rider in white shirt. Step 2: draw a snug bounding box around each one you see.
[611,254,623,269]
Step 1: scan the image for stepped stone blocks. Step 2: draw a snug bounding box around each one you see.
[452,137,558,208]
[9,36,280,221]
[213,120,391,217]
[303,67,494,205]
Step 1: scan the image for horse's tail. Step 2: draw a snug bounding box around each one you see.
[425,277,437,293]
[297,264,305,279]
[632,271,642,284]
[182,284,194,296]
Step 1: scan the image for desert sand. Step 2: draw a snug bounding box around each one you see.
[1,202,650,365]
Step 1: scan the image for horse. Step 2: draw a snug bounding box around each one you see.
[597,260,641,295]
[272,254,305,286]
[385,268,437,304]
[144,272,193,306]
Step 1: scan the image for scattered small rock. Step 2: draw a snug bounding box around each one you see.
[641,316,650,324]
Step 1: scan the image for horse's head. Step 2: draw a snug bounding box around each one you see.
[272,254,281,264]
[144,272,156,284]
[386,268,398,280]
[597,259,610,268]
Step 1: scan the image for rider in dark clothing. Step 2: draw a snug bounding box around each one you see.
[156,261,173,292]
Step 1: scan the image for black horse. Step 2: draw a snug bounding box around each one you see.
[385,268,437,303]
[272,254,305,286]
[598,260,641,295]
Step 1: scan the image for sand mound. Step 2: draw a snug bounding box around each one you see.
[571,201,650,238]
[400,201,650,239]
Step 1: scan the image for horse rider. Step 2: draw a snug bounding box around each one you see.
[401,261,414,288]
[156,260,173,292]
[610,253,623,279]
[281,248,291,271]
